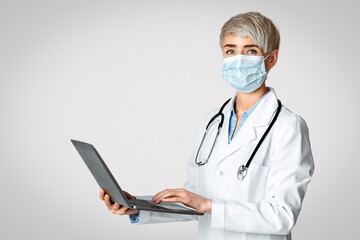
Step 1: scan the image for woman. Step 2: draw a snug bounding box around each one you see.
[100,12,314,240]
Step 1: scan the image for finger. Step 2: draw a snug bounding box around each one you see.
[123,191,135,199]
[163,197,193,210]
[113,206,128,215]
[112,202,120,211]
[155,191,180,203]
[152,190,166,201]
[153,189,187,203]
[152,189,177,202]
[104,194,112,210]
[154,190,183,204]
[118,207,139,215]
[125,209,139,215]
[162,197,183,203]
[152,190,171,203]
[99,189,105,200]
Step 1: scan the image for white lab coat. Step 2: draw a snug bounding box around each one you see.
[134,88,314,240]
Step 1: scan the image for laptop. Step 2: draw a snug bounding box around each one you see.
[71,139,203,215]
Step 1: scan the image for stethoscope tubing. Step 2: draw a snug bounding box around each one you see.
[195,98,231,166]
[195,98,282,181]
[244,99,282,169]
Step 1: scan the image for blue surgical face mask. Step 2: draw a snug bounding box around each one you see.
[222,53,271,93]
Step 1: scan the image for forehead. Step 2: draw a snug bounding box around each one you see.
[222,34,255,48]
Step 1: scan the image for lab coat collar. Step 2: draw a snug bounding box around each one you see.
[216,87,279,162]
[251,87,279,127]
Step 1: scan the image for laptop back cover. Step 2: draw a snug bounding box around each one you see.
[71,139,131,208]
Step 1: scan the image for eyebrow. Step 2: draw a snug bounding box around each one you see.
[223,44,237,48]
[243,44,259,48]
[223,44,260,48]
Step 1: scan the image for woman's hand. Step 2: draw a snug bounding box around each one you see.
[99,189,139,215]
[152,188,212,214]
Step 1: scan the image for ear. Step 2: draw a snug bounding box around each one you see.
[265,49,279,71]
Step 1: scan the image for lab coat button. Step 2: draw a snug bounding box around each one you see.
[219,171,224,175]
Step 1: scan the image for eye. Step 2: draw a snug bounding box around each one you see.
[247,49,257,55]
[225,49,236,55]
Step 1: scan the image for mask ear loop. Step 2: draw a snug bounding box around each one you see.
[264,51,272,60]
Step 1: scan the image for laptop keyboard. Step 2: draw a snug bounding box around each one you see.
[129,199,168,210]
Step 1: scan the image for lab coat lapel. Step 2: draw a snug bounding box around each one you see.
[218,88,279,161]
[219,113,256,161]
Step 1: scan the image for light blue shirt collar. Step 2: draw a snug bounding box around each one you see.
[228,90,269,143]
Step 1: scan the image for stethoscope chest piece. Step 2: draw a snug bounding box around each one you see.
[237,165,248,181]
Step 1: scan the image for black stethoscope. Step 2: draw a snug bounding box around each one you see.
[194,98,282,181]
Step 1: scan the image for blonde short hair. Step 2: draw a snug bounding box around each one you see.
[220,12,280,54]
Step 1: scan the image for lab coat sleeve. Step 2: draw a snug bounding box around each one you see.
[211,114,314,234]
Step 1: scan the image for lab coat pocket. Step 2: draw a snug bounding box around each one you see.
[244,163,270,202]
[248,163,270,177]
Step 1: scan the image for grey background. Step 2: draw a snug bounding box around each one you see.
[1,0,359,239]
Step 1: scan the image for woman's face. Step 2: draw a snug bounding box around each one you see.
[221,33,265,58]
